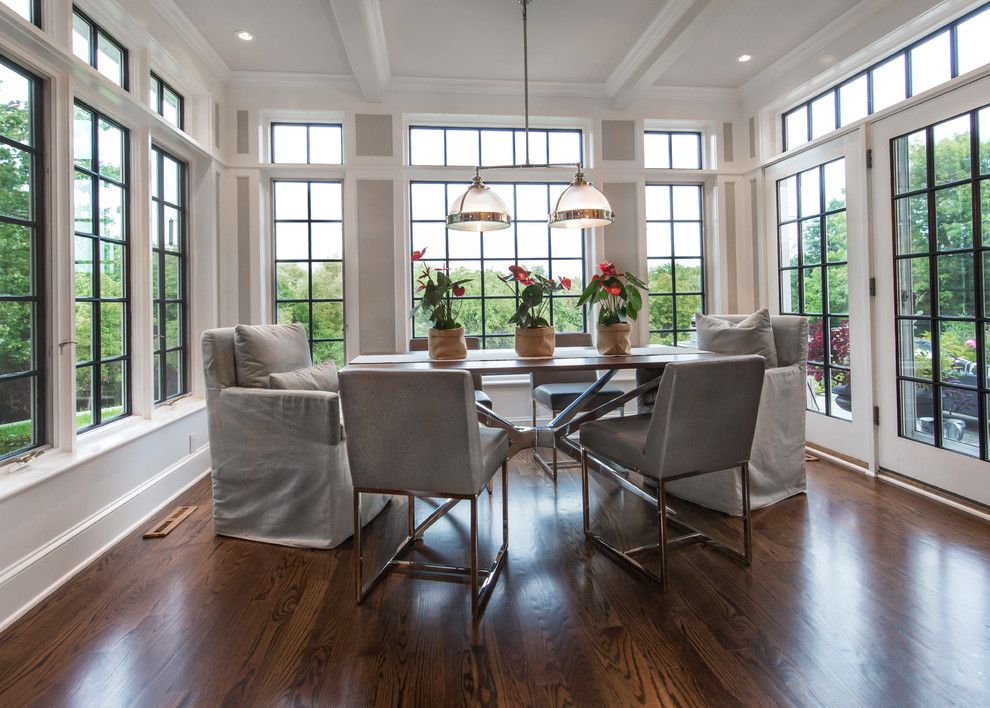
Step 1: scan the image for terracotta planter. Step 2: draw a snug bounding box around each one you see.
[596,322,632,356]
[515,326,555,359]
[428,326,467,360]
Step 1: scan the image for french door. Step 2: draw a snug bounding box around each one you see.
[871,74,990,505]
[765,133,874,465]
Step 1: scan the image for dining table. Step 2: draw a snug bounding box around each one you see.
[345,345,724,479]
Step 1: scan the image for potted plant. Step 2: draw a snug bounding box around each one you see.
[411,248,472,360]
[577,260,647,355]
[498,265,571,358]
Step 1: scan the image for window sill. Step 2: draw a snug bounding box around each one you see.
[0,397,207,503]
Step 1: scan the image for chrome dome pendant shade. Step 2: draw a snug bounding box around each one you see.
[550,169,614,229]
[446,172,512,231]
[446,0,614,232]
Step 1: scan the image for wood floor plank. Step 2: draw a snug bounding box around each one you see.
[1,452,989,706]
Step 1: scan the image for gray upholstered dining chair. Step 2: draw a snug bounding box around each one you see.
[530,332,625,479]
[339,368,510,616]
[579,355,765,591]
[409,337,493,409]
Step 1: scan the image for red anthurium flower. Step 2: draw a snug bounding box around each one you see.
[513,268,530,283]
[411,247,428,261]
[452,284,466,297]
[508,264,524,274]
[416,284,425,292]
[597,261,617,276]
[522,277,535,286]
[605,284,622,296]
[591,274,599,281]
[560,277,572,289]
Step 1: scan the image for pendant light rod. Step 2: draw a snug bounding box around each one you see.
[520,0,530,165]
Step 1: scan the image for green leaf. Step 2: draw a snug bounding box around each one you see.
[521,283,543,307]
[624,271,647,290]
[577,281,599,306]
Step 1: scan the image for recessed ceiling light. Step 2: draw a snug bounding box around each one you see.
[235,30,255,41]
[737,54,752,63]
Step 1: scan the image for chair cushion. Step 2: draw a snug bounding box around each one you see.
[532,382,625,411]
[479,425,509,482]
[579,414,652,474]
[696,309,778,368]
[233,323,312,388]
[474,389,493,409]
[268,361,339,392]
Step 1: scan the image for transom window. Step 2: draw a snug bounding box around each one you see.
[271,123,343,164]
[783,3,990,151]
[410,181,586,348]
[0,56,43,461]
[1,0,40,26]
[644,131,703,169]
[272,180,345,366]
[409,126,582,167]
[777,158,850,420]
[150,145,187,404]
[73,102,129,431]
[71,7,127,89]
[150,73,183,130]
[645,184,705,345]
[892,106,990,459]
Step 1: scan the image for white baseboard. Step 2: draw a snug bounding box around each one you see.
[0,445,211,633]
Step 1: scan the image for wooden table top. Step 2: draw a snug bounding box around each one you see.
[346,345,720,374]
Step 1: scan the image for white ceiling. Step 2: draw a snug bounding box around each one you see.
[170,0,944,99]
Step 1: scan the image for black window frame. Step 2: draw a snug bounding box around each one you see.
[776,158,851,419]
[890,105,989,460]
[73,101,131,432]
[643,130,704,170]
[782,1,990,151]
[271,179,346,366]
[645,183,706,346]
[0,54,45,462]
[408,126,584,167]
[1,0,42,27]
[150,72,184,130]
[409,180,588,349]
[150,144,188,405]
[71,6,129,90]
[270,122,343,165]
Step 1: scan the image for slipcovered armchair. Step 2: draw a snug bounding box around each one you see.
[202,324,387,549]
[636,314,809,514]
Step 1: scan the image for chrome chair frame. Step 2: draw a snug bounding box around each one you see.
[353,461,509,617]
[581,448,751,592]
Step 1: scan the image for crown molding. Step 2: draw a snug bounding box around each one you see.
[149,0,231,84]
[227,71,358,90]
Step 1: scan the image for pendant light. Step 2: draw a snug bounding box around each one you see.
[447,0,614,232]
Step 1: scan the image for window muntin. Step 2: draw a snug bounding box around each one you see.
[272,180,345,366]
[782,3,990,151]
[73,102,129,431]
[1,0,39,26]
[645,184,705,346]
[777,158,850,419]
[408,127,583,167]
[410,181,586,348]
[644,131,702,169]
[271,123,343,164]
[150,145,187,403]
[71,8,127,89]
[892,106,990,459]
[150,73,183,130]
[0,56,43,461]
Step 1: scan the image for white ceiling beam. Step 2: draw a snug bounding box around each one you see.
[607,0,714,110]
[326,0,390,102]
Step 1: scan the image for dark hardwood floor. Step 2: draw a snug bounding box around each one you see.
[1,451,989,707]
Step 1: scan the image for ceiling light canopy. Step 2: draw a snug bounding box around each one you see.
[446,0,614,233]
[235,30,256,41]
[737,53,752,63]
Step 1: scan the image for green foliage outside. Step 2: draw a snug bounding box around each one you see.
[275,259,345,366]
[646,261,704,343]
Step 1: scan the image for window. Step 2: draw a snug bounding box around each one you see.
[782,3,990,151]
[0,56,43,461]
[150,146,187,403]
[1,0,40,26]
[271,123,342,164]
[74,103,129,431]
[892,107,990,459]
[71,7,127,89]
[410,181,586,348]
[645,184,705,345]
[272,180,345,366]
[408,126,582,166]
[150,73,183,130]
[777,158,850,419]
[644,131,703,169]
